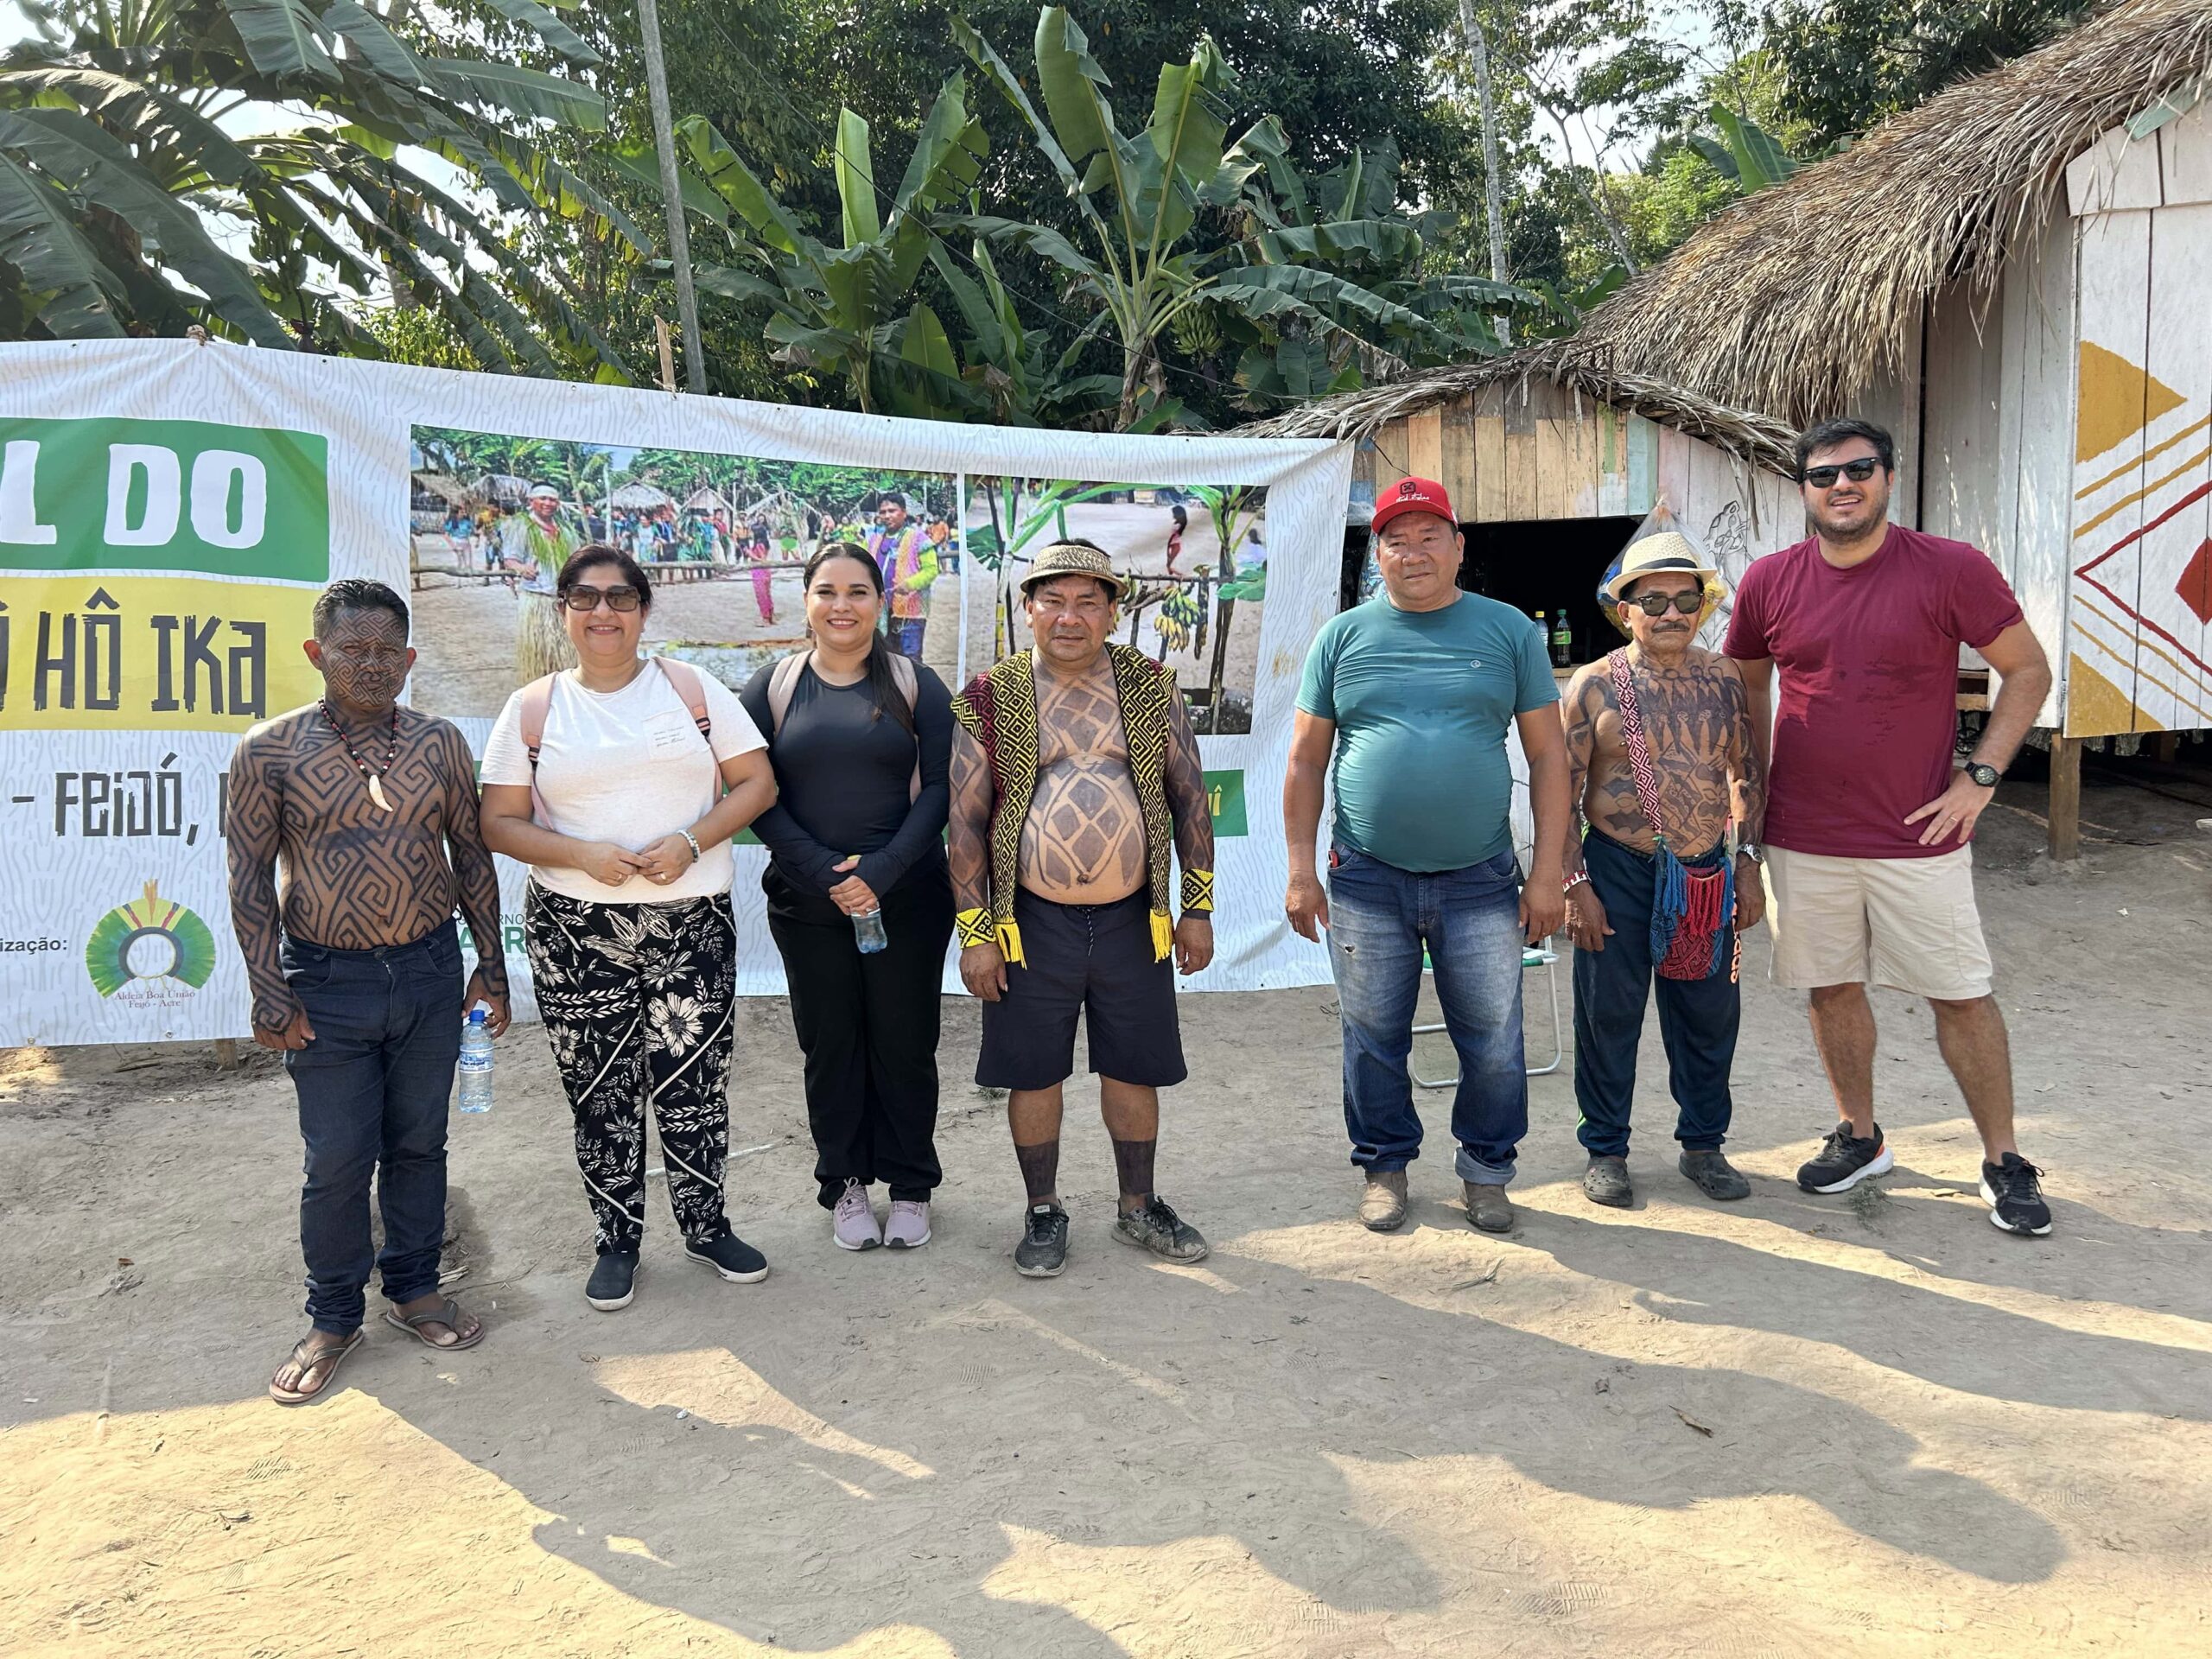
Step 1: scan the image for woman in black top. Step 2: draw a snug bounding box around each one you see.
[740,543,955,1252]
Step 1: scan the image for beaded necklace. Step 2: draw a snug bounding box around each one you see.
[320,700,400,811]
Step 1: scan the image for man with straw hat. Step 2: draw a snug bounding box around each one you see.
[1285,477,1570,1236]
[1558,531,1766,1209]
[950,540,1217,1279]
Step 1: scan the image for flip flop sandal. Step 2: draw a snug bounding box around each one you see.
[382,1297,486,1351]
[270,1330,364,1406]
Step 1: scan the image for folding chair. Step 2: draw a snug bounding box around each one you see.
[1410,946,1562,1090]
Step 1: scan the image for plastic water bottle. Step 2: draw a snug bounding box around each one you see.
[458,1007,494,1114]
[853,908,888,955]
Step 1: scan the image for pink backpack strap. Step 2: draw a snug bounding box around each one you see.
[766,651,810,738]
[516,672,560,824]
[887,652,922,803]
[652,657,713,745]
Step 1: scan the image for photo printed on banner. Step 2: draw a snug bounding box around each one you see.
[407,427,962,716]
[965,477,1268,734]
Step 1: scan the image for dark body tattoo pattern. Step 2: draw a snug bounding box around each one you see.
[227,704,506,1033]
[949,654,1213,916]
[1560,646,1765,863]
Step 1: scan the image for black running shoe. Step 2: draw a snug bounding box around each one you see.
[1015,1204,1069,1277]
[1980,1154,2053,1236]
[686,1233,770,1283]
[1112,1195,1209,1262]
[1796,1123,1893,1192]
[586,1250,639,1312]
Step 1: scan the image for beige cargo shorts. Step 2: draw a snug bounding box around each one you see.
[1763,844,1993,1000]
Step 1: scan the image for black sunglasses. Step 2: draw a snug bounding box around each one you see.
[1626,588,1704,617]
[561,584,642,613]
[1802,456,1882,489]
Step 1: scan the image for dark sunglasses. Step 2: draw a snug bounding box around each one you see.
[1801,456,1882,489]
[1626,588,1704,617]
[562,585,642,613]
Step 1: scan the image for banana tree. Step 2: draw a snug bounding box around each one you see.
[0,0,642,373]
[957,7,1462,431]
[682,75,988,417]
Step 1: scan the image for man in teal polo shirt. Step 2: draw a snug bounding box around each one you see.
[1285,477,1570,1234]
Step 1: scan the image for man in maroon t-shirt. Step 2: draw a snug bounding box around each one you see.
[1725,418,2056,1236]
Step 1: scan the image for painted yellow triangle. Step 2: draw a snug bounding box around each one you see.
[2076,341,2188,462]
[2065,652,2145,736]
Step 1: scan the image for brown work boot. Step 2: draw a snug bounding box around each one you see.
[1357,1170,1409,1231]
[1463,1180,1515,1233]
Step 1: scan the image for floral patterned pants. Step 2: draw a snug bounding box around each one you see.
[524,883,738,1255]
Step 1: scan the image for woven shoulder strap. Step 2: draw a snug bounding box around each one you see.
[1606,649,1669,847]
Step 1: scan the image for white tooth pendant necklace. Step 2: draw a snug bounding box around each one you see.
[321,700,400,812]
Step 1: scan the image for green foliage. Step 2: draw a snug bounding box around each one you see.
[1762,0,2096,149]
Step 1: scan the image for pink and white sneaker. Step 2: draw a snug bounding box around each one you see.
[883,1199,931,1249]
[833,1180,881,1251]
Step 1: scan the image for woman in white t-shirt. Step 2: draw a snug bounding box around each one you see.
[480,544,777,1313]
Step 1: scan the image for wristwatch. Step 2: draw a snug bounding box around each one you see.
[1964,761,2002,789]
[1736,842,1764,865]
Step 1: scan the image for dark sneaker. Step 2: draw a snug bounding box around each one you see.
[586,1250,639,1312]
[1015,1204,1070,1277]
[1463,1180,1515,1233]
[1796,1123,1893,1193]
[1678,1149,1751,1201]
[1112,1195,1210,1262]
[1980,1154,2053,1236]
[1582,1156,1634,1208]
[685,1233,770,1284]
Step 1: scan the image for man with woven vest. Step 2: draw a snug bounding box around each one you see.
[867,492,938,660]
[950,540,1216,1278]
[1559,534,1766,1209]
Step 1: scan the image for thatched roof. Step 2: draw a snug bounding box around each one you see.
[682,486,735,515]
[410,470,476,508]
[1547,0,2212,422]
[610,481,675,510]
[1240,353,1802,475]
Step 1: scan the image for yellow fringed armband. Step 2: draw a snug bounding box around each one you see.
[996,918,1025,966]
[1180,868,1215,913]
[956,907,995,949]
[1149,909,1174,962]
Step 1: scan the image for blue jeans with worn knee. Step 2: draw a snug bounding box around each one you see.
[1325,845,1528,1184]
[282,921,465,1334]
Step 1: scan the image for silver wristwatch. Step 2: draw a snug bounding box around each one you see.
[1736,841,1764,865]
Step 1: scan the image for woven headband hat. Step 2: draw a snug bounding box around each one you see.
[1020,542,1127,601]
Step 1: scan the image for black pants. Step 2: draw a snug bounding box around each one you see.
[766,865,954,1207]
[1572,831,1739,1157]
[524,883,738,1254]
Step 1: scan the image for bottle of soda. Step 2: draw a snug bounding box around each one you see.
[458,1007,494,1114]
[1550,611,1573,667]
[853,908,888,954]
[1531,608,1548,642]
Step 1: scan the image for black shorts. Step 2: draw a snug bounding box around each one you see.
[976,887,1187,1090]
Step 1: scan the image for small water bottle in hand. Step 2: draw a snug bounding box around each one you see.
[458,1007,495,1114]
[852,907,888,955]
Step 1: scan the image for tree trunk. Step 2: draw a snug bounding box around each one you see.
[1203,539,1239,734]
[1457,0,1512,346]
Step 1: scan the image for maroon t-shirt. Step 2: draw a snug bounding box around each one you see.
[1723,525,2024,859]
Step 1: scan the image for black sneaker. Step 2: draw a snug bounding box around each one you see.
[1796,1123,1893,1192]
[1582,1155,1633,1208]
[586,1250,639,1312]
[1015,1204,1070,1277]
[685,1233,770,1283]
[1980,1154,2053,1236]
[1111,1195,1209,1262]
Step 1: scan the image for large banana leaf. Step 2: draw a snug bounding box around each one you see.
[319,1,420,85]
[222,0,340,82]
[951,16,1082,196]
[417,57,604,130]
[949,213,1103,285]
[1252,219,1423,271]
[834,109,880,250]
[681,115,811,258]
[891,74,985,215]
[0,152,122,335]
[0,107,293,346]
[1032,7,1116,167]
[0,66,265,188]
[1208,264,1438,341]
[478,0,601,67]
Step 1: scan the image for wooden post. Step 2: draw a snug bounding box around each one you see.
[2151,731,2179,763]
[2047,734,2082,861]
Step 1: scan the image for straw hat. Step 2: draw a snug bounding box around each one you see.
[1601,531,1719,605]
[1020,542,1128,601]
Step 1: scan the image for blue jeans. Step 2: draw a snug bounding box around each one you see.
[1325,845,1528,1184]
[1572,832,1738,1157]
[281,921,465,1334]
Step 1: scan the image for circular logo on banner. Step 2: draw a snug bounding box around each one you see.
[86,880,217,1001]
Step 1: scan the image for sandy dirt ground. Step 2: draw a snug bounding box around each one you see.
[3,779,2210,1657]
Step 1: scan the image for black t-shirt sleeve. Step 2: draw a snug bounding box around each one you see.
[739,660,844,888]
[853,665,953,895]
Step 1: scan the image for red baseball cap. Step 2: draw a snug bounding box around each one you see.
[1370,475,1458,536]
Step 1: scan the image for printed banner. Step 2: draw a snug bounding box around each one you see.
[0,340,1351,1045]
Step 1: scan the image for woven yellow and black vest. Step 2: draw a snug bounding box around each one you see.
[951,645,1194,964]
